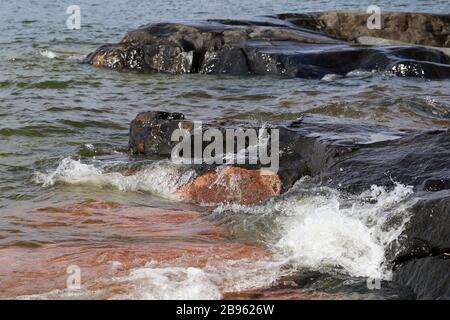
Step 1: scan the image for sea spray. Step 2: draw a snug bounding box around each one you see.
[212,180,415,280]
[33,157,196,199]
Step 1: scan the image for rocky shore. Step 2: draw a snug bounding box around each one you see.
[126,110,449,299]
[83,11,449,299]
[84,11,450,79]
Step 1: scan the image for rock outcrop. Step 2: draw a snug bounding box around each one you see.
[320,129,450,193]
[84,12,450,79]
[127,110,449,299]
[277,11,450,47]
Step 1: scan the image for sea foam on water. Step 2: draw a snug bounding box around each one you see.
[33,157,195,199]
[214,180,415,280]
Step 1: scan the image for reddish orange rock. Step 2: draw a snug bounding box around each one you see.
[137,143,145,154]
[178,166,281,205]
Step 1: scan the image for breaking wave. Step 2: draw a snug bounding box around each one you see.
[17,259,286,300]
[31,158,416,296]
[112,259,284,300]
[32,157,195,199]
[39,49,57,59]
[213,179,415,280]
[112,267,222,300]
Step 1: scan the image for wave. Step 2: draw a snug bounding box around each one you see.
[34,158,415,280]
[113,259,285,299]
[32,157,416,293]
[112,267,222,300]
[17,258,285,300]
[33,157,195,199]
[213,179,415,280]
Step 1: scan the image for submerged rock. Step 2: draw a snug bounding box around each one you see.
[178,166,281,205]
[84,12,450,79]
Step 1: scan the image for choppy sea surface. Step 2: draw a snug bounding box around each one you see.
[0,0,449,299]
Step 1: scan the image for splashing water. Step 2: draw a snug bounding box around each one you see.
[33,157,196,199]
[213,180,415,280]
[112,267,222,300]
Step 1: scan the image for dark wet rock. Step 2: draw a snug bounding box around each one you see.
[84,12,450,79]
[275,115,404,189]
[391,191,449,298]
[393,256,450,300]
[200,47,249,75]
[128,111,188,157]
[128,112,396,191]
[130,111,450,193]
[424,178,450,192]
[128,110,449,197]
[320,129,450,193]
[399,192,450,255]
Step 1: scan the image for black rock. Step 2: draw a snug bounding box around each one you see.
[393,256,450,300]
[320,130,450,193]
[128,111,186,157]
[84,12,450,79]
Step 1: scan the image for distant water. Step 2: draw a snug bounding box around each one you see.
[0,0,449,299]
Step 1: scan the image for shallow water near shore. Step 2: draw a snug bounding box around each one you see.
[0,0,449,299]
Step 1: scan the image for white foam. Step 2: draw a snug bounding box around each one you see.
[321,74,343,81]
[39,49,57,59]
[203,259,285,293]
[111,267,222,300]
[15,257,286,300]
[111,258,285,300]
[16,287,105,300]
[345,70,374,78]
[214,182,414,280]
[33,157,195,199]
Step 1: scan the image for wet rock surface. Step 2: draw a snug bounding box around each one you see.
[393,256,449,300]
[129,111,187,157]
[320,129,450,193]
[84,12,450,79]
[178,166,281,205]
[128,111,450,299]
